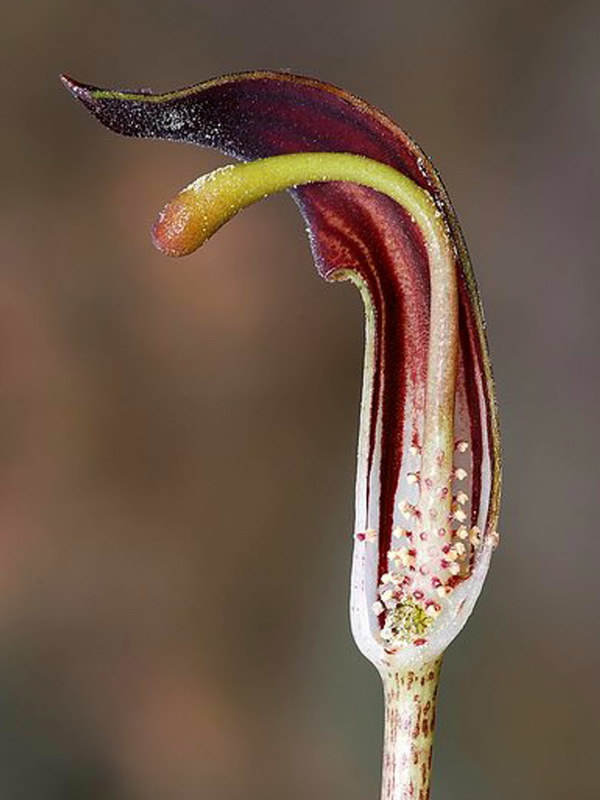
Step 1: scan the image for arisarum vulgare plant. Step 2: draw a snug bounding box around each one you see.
[62,70,501,800]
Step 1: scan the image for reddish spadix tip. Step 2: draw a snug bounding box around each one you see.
[151,188,199,257]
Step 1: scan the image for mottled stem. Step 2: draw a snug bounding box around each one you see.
[380,660,441,800]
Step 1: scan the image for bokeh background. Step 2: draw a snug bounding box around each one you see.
[3,0,600,798]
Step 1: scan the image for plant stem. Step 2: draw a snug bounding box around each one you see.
[380,659,442,800]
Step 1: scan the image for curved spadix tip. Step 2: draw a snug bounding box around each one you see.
[151,185,205,257]
[151,166,243,258]
[150,152,448,265]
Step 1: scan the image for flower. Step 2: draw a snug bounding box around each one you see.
[62,69,500,667]
[62,70,501,798]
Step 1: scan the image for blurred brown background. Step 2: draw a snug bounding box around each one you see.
[2,0,600,798]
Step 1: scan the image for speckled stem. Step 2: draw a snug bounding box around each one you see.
[380,660,441,800]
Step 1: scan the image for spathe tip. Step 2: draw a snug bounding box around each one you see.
[59,75,134,135]
[59,74,104,118]
[59,74,97,99]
